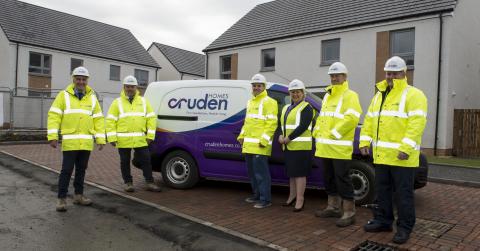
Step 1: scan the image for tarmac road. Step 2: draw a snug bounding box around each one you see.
[0,153,273,251]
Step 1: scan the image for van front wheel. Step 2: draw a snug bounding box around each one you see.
[161,151,199,189]
[349,160,375,205]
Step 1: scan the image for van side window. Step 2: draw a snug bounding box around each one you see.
[267,90,289,118]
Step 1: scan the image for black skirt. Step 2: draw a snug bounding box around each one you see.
[284,149,313,177]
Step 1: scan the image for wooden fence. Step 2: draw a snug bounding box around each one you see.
[453,109,480,157]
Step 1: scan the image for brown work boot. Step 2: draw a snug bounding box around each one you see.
[73,194,92,206]
[146,182,161,192]
[336,199,356,227]
[56,198,67,212]
[124,182,135,193]
[315,195,342,218]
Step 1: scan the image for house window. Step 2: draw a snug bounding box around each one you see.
[321,39,340,65]
[390,28,415,67]
[29,52,51,75]
[70,58,83,73]
[134,69,149,86]
[110,65,121,81]
[220,55,232,79]
[261,48,275,71]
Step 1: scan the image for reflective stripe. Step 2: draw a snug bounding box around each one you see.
[107,114,118,121]
[118,98,124,114]
[64,91,71,110]
[360,135,372,142]
[119,112,146,118]
[344,109,361,118]
[62,134,93,140]
[141,97,147,114]
[408,110,427,117]
[319,111,344,119]
[402,137,417,149]
[95,133,105,139]
[292,137,312,142]
[106,132,117,137]
[367,112,379,118]
[244,137,272,145]
[64,109,92,116]
[117,132,145,137]
[265,114,277,120]
[316,138,353,146]
[331,128,342,139]
[146,112,156,118]
[48,129,58,134]
[246,114,265,120]
[91,94,96,113]
[380,110,408,118]
[261,134,271,141]
[374,141,400,149]
[285,125,312,130]
[92,112,103,118]
[147,129,156,135]
[49,107,63,115]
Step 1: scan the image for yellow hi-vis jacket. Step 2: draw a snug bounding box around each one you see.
[106,90,156,148]
[47,84,106,151]
[359,78,427,167]
[280,101,313,151]
[313,81,362,159]
[237,90,278,156]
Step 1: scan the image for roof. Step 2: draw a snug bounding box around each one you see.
[152,43,205,77]
[0,0,159,68]
[204,0,457,52]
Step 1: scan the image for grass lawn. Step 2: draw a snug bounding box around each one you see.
[427,156,480,168]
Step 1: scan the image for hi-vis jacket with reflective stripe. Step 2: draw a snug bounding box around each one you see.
[313,81,362,160]
[280,101,313,151]
[237,90,278,156]
[359,78,427,167]
[47,84,106,151]
[106,90,156,148]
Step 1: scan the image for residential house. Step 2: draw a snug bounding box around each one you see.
[148,43,205,80]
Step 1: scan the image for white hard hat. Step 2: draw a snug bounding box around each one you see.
[288,79,306,91]
[250,74,266,84]
[384,56,407,72]
[72,66,90,77]
[328,62,348,75]
[123,75,138,86]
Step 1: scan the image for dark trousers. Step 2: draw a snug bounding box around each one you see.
[245,154,271,203]
[118,147,153,184]
[321,158,354,201]
[374,164,416,233]
[58,150,91,198]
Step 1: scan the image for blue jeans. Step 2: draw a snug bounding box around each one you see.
[58,150,90,198]
[245,154,271,204]
[374,164,416,233]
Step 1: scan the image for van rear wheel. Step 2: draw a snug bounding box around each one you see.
[161,151,199,189]
[349,160,375,205]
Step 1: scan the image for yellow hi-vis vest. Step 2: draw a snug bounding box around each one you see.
[359,78,427,167]
[280,101,313,151]
[237,90,278,156]
[47,84,106,151]
[106,90,156,148]
[313,81,362,160]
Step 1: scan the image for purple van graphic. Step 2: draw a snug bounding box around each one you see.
[145,80,428,204]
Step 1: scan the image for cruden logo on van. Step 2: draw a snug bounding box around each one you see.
[168,94,228,110]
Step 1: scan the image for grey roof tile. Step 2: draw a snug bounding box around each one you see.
[204,0,457,52]
[0,0,159,68]
[153,43,205,77]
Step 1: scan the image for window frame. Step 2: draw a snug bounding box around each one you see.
[134,69,149,86]
[28,52,52,76]
[390,28,415,69]
[320,38,340,66]
[219,55,232,79]
[260,48,275,72]
[110,65,121,81]
[70,58,84,73]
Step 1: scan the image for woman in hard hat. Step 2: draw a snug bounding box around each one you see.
[278,79,314,212]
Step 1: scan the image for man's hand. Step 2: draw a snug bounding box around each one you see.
[278,135,285,144]
[360,146,370,156]
[238,138,244,145]
[49,140,58,149]
[284,136,291,144]
[397,151,409,160]
[98,144,104,151]
[110,142,116,147]
[147,139,153,145]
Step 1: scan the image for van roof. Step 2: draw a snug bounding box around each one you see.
[146,79,287,90]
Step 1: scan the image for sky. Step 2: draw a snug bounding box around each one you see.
[20,0,272,54]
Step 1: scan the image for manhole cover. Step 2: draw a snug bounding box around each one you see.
[351,241,397,251]
[414,218,454,238]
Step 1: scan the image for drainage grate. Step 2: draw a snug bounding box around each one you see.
[414,218,454,238]
[351,241,397,251]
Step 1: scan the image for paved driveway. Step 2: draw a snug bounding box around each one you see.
[1,144,479,251]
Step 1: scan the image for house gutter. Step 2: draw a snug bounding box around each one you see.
[14,43,19,95]
[205,52,209,79]
[434,13,444,156]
